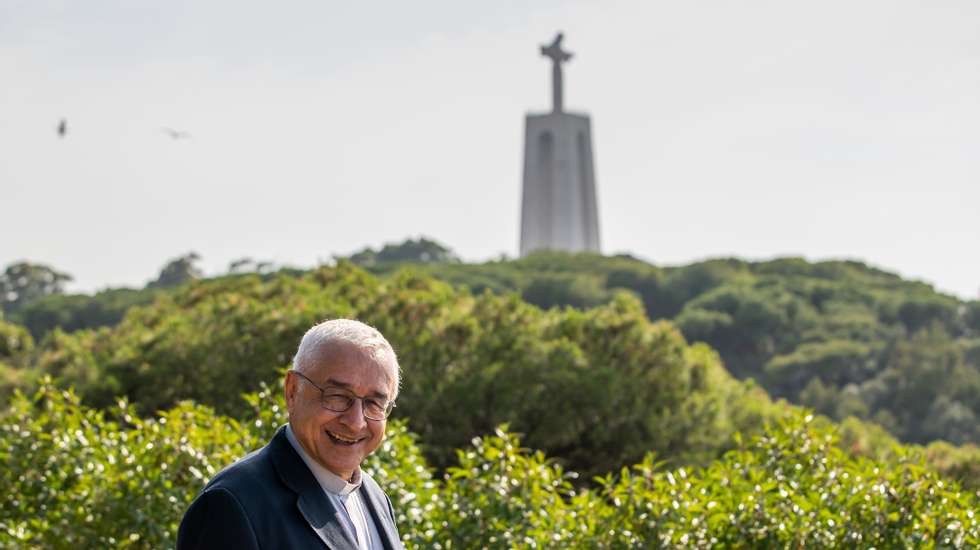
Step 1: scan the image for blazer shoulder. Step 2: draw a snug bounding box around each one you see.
[177,486,260,550]
[205,447,270,492]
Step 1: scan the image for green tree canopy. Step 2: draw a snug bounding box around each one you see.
[20,264,777,477]
[0,261,72,315]
[348,237,460,266]
[146,252,203,289]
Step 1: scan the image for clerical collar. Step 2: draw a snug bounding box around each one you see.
[285,424,362,496]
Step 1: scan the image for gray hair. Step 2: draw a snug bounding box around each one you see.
[292,319,400,400]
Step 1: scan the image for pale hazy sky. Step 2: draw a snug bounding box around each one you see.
[2,1,979,299]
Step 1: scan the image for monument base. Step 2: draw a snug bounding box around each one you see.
[520,111,600,257]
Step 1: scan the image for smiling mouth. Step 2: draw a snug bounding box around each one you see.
[326,430,364,446]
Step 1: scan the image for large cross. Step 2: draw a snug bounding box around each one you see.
[540,33,573,113]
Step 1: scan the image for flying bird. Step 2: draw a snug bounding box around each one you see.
[161,127,191,140]
[57,118,67,138]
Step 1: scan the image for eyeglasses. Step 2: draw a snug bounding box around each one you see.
[291,370,395,421]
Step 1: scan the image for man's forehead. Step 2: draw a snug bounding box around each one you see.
[305,342,395,387]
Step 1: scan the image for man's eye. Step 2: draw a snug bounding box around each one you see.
[323,394,352,404]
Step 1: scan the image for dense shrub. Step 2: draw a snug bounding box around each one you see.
[0,319,34,362]
[0,319,35,400]
[594,413,979,548]
[1,380,976,548]
[0,379,428,549]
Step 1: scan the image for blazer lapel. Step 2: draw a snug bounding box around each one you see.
[359,476,403,550]
[268,427,359,549]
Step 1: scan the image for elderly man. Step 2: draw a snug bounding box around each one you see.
[177,319,404,549]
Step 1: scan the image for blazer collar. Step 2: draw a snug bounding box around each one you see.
[268,426,359,549]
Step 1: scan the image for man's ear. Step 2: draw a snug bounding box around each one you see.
[284,370,298,408]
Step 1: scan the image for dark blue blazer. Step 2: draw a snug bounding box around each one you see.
[177,425,404,549]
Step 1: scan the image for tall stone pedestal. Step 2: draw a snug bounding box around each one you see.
[519,111,600,256]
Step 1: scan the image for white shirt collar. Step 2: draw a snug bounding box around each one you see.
[285,424,362,496]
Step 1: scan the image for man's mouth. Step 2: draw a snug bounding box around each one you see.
[326,430,364,446]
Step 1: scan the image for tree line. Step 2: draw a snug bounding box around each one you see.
[354,247,980,447]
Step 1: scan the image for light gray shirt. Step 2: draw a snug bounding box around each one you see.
[285,425,385,550]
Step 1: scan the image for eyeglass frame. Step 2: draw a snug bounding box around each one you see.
[289,369,396,421]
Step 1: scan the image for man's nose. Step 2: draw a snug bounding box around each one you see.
[339,398,368,430]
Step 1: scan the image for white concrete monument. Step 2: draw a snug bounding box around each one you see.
[519,33,600,257]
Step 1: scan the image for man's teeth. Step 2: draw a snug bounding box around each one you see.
[329,431,359,443]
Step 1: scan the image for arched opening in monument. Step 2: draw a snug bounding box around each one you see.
[537,130,554,246]
[576,131,597,249]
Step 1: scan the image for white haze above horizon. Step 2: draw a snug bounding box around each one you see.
[2,0,979,299]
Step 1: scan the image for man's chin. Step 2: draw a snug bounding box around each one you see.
[316,442,362,472]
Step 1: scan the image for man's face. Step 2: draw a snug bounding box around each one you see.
[285,341,395,480]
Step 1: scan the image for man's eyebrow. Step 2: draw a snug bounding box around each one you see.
[323,378,390,400]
